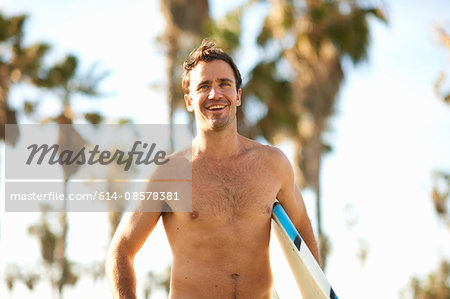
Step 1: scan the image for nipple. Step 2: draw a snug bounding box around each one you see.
[190,210,199,219]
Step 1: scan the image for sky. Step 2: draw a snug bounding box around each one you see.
[1,0,450,298]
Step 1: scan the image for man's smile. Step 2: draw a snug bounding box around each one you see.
[205,102,228,112]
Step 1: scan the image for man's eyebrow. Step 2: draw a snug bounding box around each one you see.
[196,78,233,88]
[217,78,233,83]
[196,80,211,87]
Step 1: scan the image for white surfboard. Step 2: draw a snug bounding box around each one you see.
[271,202,338,299]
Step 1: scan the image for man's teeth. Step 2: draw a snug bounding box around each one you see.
[208,105,225,110]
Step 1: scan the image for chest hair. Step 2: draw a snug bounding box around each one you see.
[192,154,274,219]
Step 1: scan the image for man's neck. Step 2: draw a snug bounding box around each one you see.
[193,128,242,159]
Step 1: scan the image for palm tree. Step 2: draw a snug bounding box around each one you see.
[409,261,450,299]
[244,0,386,268]
[159,0,246,144]
[0,13,50,145]
[407,25,450,297]
[33,54,107,299]
[1,13,108,298]
[409,172,450,298]
[160,0,210,150]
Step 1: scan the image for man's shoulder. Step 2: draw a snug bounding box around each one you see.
[149,146,191,179]
[242,139,295,186]
[239,136,289,164]
[169,146,192,162]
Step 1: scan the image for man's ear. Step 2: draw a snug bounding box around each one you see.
[184,94,194,112]
[236,89,242,107]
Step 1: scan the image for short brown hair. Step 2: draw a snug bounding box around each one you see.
[182,39,242,94]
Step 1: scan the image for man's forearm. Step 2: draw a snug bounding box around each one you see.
[105,247,137,299]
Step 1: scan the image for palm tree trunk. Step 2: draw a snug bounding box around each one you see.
[311,120,329,270]
[165,32,179,153]
[57,180,69,299]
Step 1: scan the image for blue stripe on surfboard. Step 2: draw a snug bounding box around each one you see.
[272,202,302,249]
[273,202,339,299]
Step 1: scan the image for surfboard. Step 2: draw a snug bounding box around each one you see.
[271,201,338,299]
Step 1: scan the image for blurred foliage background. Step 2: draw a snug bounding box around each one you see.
[0,0,449,298]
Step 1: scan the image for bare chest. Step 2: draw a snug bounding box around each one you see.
[191,156,279,219]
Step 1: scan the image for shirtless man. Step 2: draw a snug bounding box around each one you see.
[105,40,319,299]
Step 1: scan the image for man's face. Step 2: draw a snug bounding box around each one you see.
[184,60,241,131]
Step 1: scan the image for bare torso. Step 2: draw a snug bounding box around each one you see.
[105,53,319,299]
[162,140,280,298]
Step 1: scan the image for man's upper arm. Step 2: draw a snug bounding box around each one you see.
[271,147,305,222]
[271,147,320,263]
[110,157,182,256]
[111,211,161,257]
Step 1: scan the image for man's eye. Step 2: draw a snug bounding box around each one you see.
[220,82,231,87]
[199,85,209,90]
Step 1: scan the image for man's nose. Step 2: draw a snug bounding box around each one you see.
[208,85,221,100]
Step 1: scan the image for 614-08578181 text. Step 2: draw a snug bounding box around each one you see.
[99,191,179,201]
